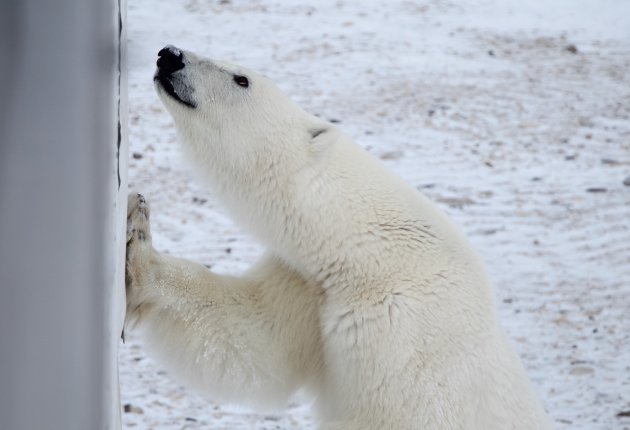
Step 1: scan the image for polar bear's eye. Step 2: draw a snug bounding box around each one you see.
[233,75,249,88]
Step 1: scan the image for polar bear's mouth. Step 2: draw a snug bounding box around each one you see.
[154,74,196,109]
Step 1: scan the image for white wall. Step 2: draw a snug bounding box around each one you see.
[0,0,126,429]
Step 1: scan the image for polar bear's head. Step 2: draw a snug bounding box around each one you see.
[153,46,356,251]
[154,46,331,187]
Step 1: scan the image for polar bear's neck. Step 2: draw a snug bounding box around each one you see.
[184,128,465,287]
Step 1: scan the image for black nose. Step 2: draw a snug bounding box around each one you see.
[157,45,184,76]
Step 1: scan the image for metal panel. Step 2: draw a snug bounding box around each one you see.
[0,0,126,429]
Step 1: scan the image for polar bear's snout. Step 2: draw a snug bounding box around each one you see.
[154,45,196,109]
[157,45,185,76]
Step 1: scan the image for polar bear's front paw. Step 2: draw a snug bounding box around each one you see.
[126,193,154,290]
[127,192,151,244]
[125,193,157,333]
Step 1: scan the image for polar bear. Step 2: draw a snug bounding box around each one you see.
[125,45,553,429]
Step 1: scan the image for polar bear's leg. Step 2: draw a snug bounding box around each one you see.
[125,193,323,409]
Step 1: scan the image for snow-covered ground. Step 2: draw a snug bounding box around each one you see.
[120,0,630,428]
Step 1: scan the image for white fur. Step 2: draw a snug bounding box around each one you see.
[125,48,554,429]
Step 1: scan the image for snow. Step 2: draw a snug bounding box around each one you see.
[121,0,630,428]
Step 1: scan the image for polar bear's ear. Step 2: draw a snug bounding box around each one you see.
[309,127,329,141]
[307,126,336,158]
